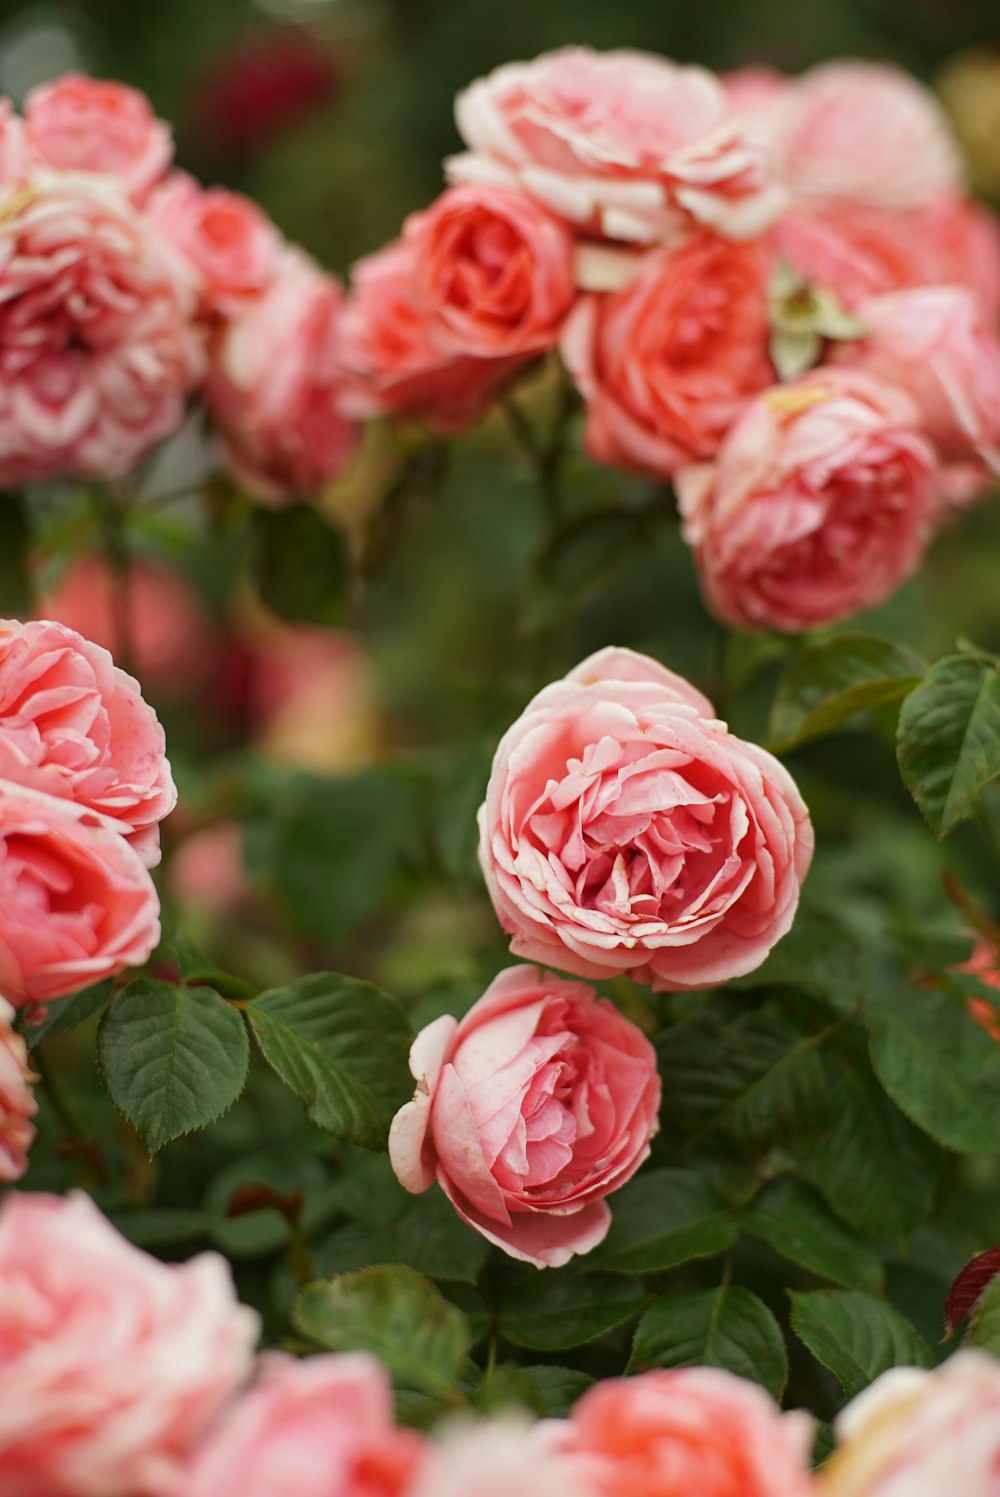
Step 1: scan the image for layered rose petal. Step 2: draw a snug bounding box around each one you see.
[409,1417,597,1497]
[0,100,26,188]
[149,170,282,314]
[23,74,173,203]
[0,998,36,1180]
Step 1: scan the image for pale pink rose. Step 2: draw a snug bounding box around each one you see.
[0,175,203,486]
[0,618,176,866]
[406,184,575,357]
[0,99,26,187]
[0,997,36,1180]
[773,206,927,310]
[564,1368,816,1497]
[0,1191,259,1497]
[0,779,160,1007]
[251,624,376,773]
[916,194,1000,322]
[562,233,773,476]
[337,239,520,431]
[477,646,813,991]
[169,821,249,918]
[723,65,790,118]
[389,962,660,1267]
[678,370,940,633]
[823,1351,1000,1497]
[207,248,357,502]
[410,1418,596,1497]
[448,47,782,244]
[149,170,282,314]
[176,1352,426,1497]
[782,61,962,211]
[23,74,172,203]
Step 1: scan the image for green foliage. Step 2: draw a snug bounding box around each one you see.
[630,1288,788,1398]
[770,635,923,751]
[897,654,1000,838]
[743,1179,884,1292]
[24,983,112,1047]
[968,1274,1000,1355]
[248,504,351,627]
[588,1168,737,1273]
[498,1271,649,1351]
[790,1290,935,1398]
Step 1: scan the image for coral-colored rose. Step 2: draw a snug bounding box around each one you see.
[176,1352,426,1497]
[0,779,160,1007]
[562,233,773,476]
[823,1351,1000,1496]
[782,61,961,211]
[168,821,249,918]
[0,175,203,486]
[0,99,25,187]
[406,184,575,357]
[0,998,36,1180]
[448,47,782,244]
[23,74,172,203]
[410,1418,596,1497]
[338,239,519,430]
[678,370,940,633]
[773,207,926,310]
[207,249,357,502]
[477,647,813,991]
[564,1368,816,1497]
[390,962,660,1267]
[0,618,176,866]
[0,1191,259,1497]
[149,171,282,314]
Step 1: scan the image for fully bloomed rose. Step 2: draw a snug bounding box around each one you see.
[447,47,782,243]
[562,233,773,476]
[0,618,176,865]
[23,74,172,202]
[0,998,36,1180]
[478,647,812,990]
[406,184,575,358]
[0,175,203,486]
[389,963,660,1267]
[823,1352,1000,1496]
[564,1368,816,1497]
[207,248,357,501]
[678,370,940,632]
[0,1191,259,1497]
[177,1352,426,1497]
[149,170,282,314]
[411,1419,597,1497]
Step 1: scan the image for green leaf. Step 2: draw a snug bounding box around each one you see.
[789,1289,934,1399]
[248,503,351,626]
[23,982,111,1047]
[897,654,1000,838]
[867,984,1000,1153]
[97,979,249,1155]
[588,1168,736,1273]
[246,973,413,1150]
[294,1266,471,1399]
[630,1287,788,1399]
[743,1178,884,1291]
[316,1190,489,1284]
[770,634,922,751]
[499,1271,648,1351]
[515,1366,594,1418]
[968,1273,1000,1355]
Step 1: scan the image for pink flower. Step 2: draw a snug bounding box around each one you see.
[782,61,962,211]
[176,1352,426,1497]
[406,184,576,358]
[823,1351,1000,1496]
[773,206,927,310]
[448,47,782,244]
[149,170,282,314]
[0,998,36,1180]
[410,1418,597,1497]
[251,623,375,773]
[0,175,203,486]
[0,99,26,188]
[0,618,176,866]
[678,370,940,633]
[389,962,660,1267]
[562,233,773,476]
[0,1191,259,1497]
[207,249,357,502]
[0,779,160,1007]
[169,821,249,918]
[916,194,1000,322]
[477,647,813,991]
[563,1368,816,1497]
[953,936,1000,1043]
[23,74,173,203]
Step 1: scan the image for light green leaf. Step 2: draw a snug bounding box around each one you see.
[588,1168,736,1273]
[770,635,923,752]
[897,654,1000,838]
[630,1287,788,1399]
[790,1289,934,1398]
[744,1178,884,1291]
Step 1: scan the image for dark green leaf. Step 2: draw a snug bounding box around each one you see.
[316,1189,489,1284]
[770,635,922,751]
[968,1273,1000,1355]
[515,1365,594,1418]
[588,1168,736,1273]
[630,1287,788,1398]
[499,1271,648,1351]
[249,503,351,626]
[743,1178,884,1291]
[790,1289,934,1398]
[897,654,1000,838]
[24,982,111,1047]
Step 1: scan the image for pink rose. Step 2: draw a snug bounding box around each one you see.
[176,1352,426,1497]
[0,99,25,188]
[678,370,940,632]
[448,47,782,244]
[477,647,813,991]
[410,1418,597,1497]
[824,1351,1000,1497]
[251,623,375,773]
[389,962,660,1267]
[169,821,250,918]
[0,779,160,1007]
[406,184,576,358]
[338,239,519,430]
[0,618,176,866]
[23,73,172,203]
[149,170,282,314]
[0,998,36,1180]
[773,207,926,309]
[207,249,357,502]
[782,61,962,211]
[563,1368,816,1497]
[916,194,1000,322]
[0,1192,259,1497]
[562,233,773,476]
[0,175,203,486]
